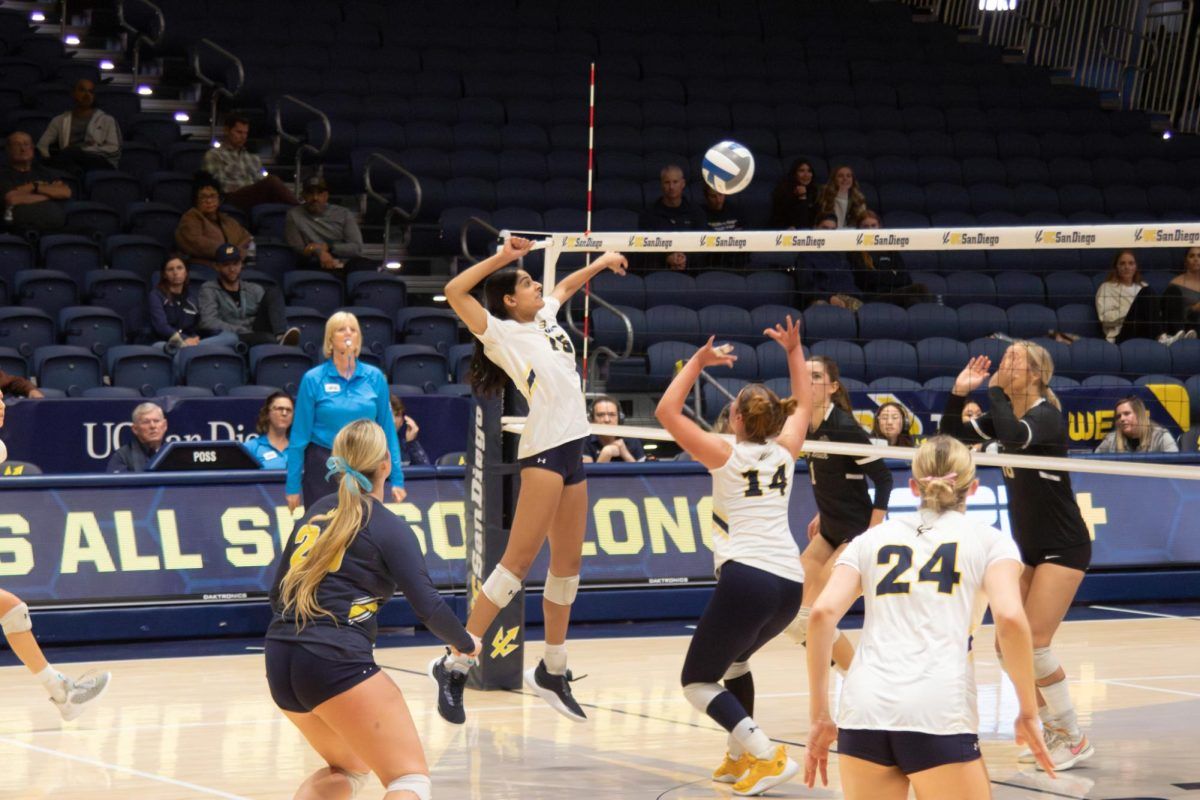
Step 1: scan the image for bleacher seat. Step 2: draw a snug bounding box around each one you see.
[944,272,995,306]
[284,306,328,358]
[250,345,314,395]
[63,202,121,239]
[906,303,958,340]
[698,305,755,345]
[864,339,918,382]
[645,305,701,347]
[59,306,125,356]
[1055,305,1102,339]
[85,170,143,210]
[156,385,214,398]
[645,271,703,310]
[967,336,1011,367]
[125,202,183,249]
[395,308,459,353]
[39,235,103,285]
[283,271,345,316]
[32,345,103,396]
[858,303,910,341]
[591,306,644,354]
[252,241,299,283]
[346,272,408,314]
[178,344,246,394]
[106,345,173,396]
[145,171,194,212]
[1120,338,1171,376]
[1169,338,1200,378]
[250,203,292,239]
[0,345,25,378]
[703,377,748,422]
[340,306,394,356]
[1066,337,1122,378]
[1006,303,1057,339]
[811,340,866,381]
[803,305,857,342]
[384,344,449,392]
[15,269,78,317]
[916,337,969,382]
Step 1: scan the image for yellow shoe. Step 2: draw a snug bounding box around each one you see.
[712,751,751,783]
[732,745,799,797]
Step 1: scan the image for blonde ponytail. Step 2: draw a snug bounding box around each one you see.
[911,435,975,513]
[1018,341,1061,410]
[279,419,389,629]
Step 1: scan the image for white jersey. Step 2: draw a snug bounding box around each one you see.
[835,510,1021,735]
[709,440,805,584]
[476,296,590,459]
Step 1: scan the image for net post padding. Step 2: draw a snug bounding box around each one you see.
[501,418,1200,481]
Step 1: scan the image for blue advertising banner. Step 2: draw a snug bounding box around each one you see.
[1,460,1195,607]
[0,395,471,474]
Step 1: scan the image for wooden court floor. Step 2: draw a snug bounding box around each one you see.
[2,613,1199,799]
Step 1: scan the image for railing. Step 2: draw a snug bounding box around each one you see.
[363,152,421,268]
[564,288,635,381]
[1128,2,1194,121]
[272,95,330,195]
[191,39,243,142]
[459,215,499,264]
[116,0,165,85]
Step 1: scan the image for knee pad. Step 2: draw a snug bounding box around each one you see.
[1033,646,1060,681]
[784,607,810,645]
[386,774,431,800]
[542,572,579,606]
[722,661,750,681]
[682,681,724,713]
[336,769,371,799]
[0,602,31,636]
[481,564,522,609]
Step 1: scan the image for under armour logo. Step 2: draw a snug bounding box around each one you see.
[536,457,547,464]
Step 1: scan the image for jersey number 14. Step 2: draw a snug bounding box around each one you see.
[875,542,961,595]
[742,465,788,497]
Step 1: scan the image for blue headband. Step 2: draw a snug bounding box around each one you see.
[325,456,372,494]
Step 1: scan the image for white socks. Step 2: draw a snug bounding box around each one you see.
[37,666,67,703]
[727,733,745,757]
[543,643,568,676]
[731,717,774,760]
[446,651,473,675]
[1039,678,1080,737]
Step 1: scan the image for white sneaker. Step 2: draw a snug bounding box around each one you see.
[1037,730,1094,771]
[1159,330,1186,346]
[1018,726,1061,763]
[52,671,112,721]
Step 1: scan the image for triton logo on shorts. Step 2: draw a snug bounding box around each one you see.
[1034,229,1098,245]
[491,625,521,658]
[1134,227,1200,244]
[942,231,1001,247]
[627,235,675,248]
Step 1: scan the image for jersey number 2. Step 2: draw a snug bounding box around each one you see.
[290,524,346,572]
[743,465,788,497]
[876,542,961,595]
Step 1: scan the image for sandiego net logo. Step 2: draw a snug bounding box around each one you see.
[1134,227,1200,244]
[560,235,605,248]
[698,234,748,249]
[855,232,911,247]
[1034,230,1098,246]
[943,231,1001,247]
[774,233,827,247]
[627,235,675,248]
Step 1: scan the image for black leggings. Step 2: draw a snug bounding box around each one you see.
[681,561,803,728]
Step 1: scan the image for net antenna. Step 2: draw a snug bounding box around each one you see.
[580,62,597,392]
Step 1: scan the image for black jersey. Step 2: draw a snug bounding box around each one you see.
[806,404,894,543]
[940,388,1091,553]
[267,494,473,661]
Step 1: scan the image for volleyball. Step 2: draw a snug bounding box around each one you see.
[701,140,756,195]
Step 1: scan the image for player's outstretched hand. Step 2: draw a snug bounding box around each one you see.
[596,251,628,275]
[764,314,802,352]
[502,236,534,259]
[804,717,837,787]
[695,336,737,369]
[952,355,992,396]
[1015,714,1056,778]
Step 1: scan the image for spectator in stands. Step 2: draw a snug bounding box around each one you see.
[1161,247,1200,342]
[1096,250,1153,343]
[35,79,121,176]
[197,244,300,347]
[639,164,706,271]
[869,401,915,448]
[701,184,743,232]
[583,395,646,462]
[798,214,861,310]
[389,394,430,466]
[284,176,376,274]
[1094,396,1177,453]
[245,391,293,470]
[0,367,44,399]
[148,255,240,355]
[848,211,930,307]
[769,157,818,229]
[0,131,71,233]
[815,164,868,228]
[961,399,987,452]
[107,402,167,472]
[175,176,254,268]
[201,114,298,211]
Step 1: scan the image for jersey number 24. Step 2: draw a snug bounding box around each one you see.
[875,542,961,595]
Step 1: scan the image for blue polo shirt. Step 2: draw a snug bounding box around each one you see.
[286,359,405,495]
[245,435,288,470]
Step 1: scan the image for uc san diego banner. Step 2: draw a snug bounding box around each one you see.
[1,461,1195,607]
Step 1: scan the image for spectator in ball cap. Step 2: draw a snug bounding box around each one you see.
[285,175,378,275]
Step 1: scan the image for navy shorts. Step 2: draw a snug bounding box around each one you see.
[1018,538,1091,572]
[265,639,380,713]
[838,729,981,775]
[518,437,587,485]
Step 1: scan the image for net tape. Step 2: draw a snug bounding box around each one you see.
[500,418,1200,481]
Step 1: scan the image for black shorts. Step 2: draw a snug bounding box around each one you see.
[819,516,871,549]
[1018,538,1091,572]
[838,729,981,775]
[519,437,587,485]
[265,639,379,713]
